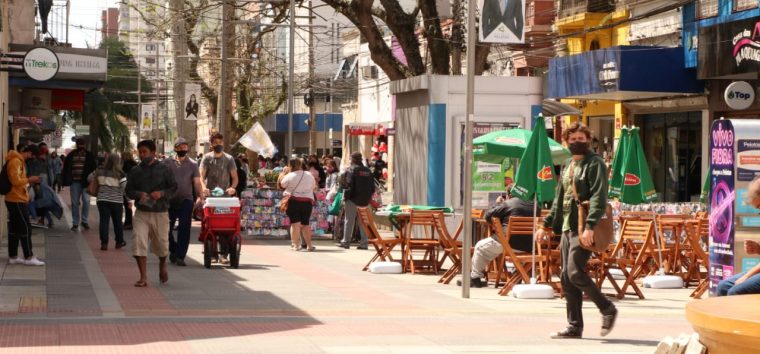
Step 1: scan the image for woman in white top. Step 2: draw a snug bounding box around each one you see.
[279,158,317,251]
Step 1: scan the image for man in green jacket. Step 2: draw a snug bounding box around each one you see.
[536,122,617,339]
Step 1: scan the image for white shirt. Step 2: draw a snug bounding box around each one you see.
[280,170,316,200]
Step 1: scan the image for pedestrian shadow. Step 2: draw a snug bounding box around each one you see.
[597,338,660,346]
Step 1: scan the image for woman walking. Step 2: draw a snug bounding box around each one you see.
[279,158,317,252]
[89,154,128,250]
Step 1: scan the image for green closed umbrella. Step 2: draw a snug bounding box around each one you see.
[608,127,631,199]
[700,168,710,204]
[510,117,557,288]
[473,128,570,165]
[618,127,658,204]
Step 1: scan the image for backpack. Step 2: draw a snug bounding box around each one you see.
[0,162,11,195]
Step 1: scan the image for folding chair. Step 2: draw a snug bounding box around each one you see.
[601,219,658,299]
[406,210,441,274]
[493,216,545,296]
[684,220,709,299]
[357,207,402,271]
[655,214,691,275]
[433,213,462,284]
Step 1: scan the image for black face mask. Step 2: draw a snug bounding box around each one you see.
[568,141,589,155]
[176,150,188,157]
[213,145,224,153]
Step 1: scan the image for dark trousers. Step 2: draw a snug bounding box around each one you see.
[560,231,613,330]
[123,198,133,226]
[97,201,124,245]
[6,201,33,259]
[168,199,193,260]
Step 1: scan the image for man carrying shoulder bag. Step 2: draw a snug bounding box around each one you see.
[536,122,617,340]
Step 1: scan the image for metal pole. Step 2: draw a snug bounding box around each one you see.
[461,0,477,299]
[217,0,231,134]
[287,0,295,158]
[136,0,142,141]
[65,0,70,44]
[155,45,160,145]
[308,2,316,155]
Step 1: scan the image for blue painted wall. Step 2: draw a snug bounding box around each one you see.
[683,0,760,68]
[274,113,343,132]
[427,104,446,207]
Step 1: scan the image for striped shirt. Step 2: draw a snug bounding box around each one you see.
[71,151,87,182]
[89,169,127,204]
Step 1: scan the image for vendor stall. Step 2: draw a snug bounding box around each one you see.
[240,188,331,237]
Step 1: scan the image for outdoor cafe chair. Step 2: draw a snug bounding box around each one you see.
[684,220,710,299]
[433,213,462,284]
[357,207,402,272]
[655,214,692,275]
[600,219,658,299]
[493,216,547,296]
[406,210,442,274]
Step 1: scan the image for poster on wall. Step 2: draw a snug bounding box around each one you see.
[184,84,201,121]
[140,103,155,132]
[463,123,519,207]
[478,0,525,44]
[708,119,736,295]
[736,139,760,181]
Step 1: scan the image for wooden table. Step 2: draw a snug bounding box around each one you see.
[686,295,760,354]
[375,211,455,273]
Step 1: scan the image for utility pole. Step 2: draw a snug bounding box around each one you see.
[65,0,70,44]
[287,0,296,158]
[308,2,316,155]
[155,44,161,150]
[461,0,477,298]
[171,0,193,153]
[217,0,234,139]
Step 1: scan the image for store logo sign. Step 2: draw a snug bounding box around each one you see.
[537,166,553,181]
[724,81,755,110]
[733,23,760,66]
[23,47,59,81]
[624,173,640,186]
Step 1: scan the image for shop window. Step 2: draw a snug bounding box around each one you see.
[734,0,758,11]
[697,0,718,18]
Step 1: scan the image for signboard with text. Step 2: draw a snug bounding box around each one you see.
[709,120,736,295]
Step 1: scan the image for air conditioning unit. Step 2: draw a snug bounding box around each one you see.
[361,65,378,80]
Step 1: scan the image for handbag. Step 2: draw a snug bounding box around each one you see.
[87,174,99,196]
[329,190,343,216]
[279,172,305,213]
[571,161,613,253]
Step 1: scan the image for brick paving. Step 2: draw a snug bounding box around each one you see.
[0,188,698,353]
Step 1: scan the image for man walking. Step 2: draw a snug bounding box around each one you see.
[62,138,96,231]
[125,140,177,287]
[336,152,374,250]
[5,144,45,266]
[164,138,202,267]
[199,133,238,264]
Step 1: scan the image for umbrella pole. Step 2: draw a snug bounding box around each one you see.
[530,193,537,284]
[652,216,666,276]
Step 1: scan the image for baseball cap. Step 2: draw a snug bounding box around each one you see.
[174,137,188,147]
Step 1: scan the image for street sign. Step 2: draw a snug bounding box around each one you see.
[75,125,90,135]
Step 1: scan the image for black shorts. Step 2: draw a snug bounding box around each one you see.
[286,199,313,225]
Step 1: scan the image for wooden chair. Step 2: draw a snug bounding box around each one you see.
[433,213,462,284]
[684,220,709,299]
[357,207,402,271]
[655,214,691,275]
[406,210,441,274]
[600,219,658,299]
[493,216,546,296]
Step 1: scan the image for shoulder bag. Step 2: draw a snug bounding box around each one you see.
[279,172,305,213]
[571,161,613,253]
[87,172,99,196]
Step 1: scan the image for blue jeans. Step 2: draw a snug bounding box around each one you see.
[70,182,90,225]
[716,271,760,296]
[97,201,124,245]
[168,199,193,260]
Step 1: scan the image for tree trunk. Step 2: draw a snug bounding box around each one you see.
[450,0,463,75]
[474,43,492,75]
[419,0,449,75]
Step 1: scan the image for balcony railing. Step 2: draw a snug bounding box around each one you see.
[559,0,615,19]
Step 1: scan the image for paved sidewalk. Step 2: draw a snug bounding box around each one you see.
[0,189,695,353]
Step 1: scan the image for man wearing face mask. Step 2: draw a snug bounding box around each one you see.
[537,122,617,339]
[62,138,97,231]
[199,133,238,264]
[125,140,178,287]
[163,138,203,267]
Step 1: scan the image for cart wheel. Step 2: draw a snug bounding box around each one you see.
[203,238,212,269]
[229,234,241,269]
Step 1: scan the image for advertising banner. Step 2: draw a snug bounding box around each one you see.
[184,84,201,121]
[465,123,517,207]
[478,0,525,44]
[140,104,156,132]
[708,119,736,295]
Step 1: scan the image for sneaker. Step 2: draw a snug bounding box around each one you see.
[100,244,107,251]
[31,222,48,229]
[335,243,349,249]
[8,257,24,265]
[115,241,127,249]
[550,327,583,339]
[24,257,45,266]
[600,306,618,337]
[71,225,79,232]
[220,255,229,265]
[456,277,486,288]
[81,223,90,230]
[175,259,187,266]
[356,245,368,250]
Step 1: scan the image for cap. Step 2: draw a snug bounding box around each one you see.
[174,137,188,147]
[23,144,39,155]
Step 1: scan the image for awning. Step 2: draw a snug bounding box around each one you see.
[548,46,704,100]
[542,99,581,117]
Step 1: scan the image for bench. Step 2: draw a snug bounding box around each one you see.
[685,294,760,354]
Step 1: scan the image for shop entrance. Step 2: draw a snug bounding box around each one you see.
[635,111,703,202]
